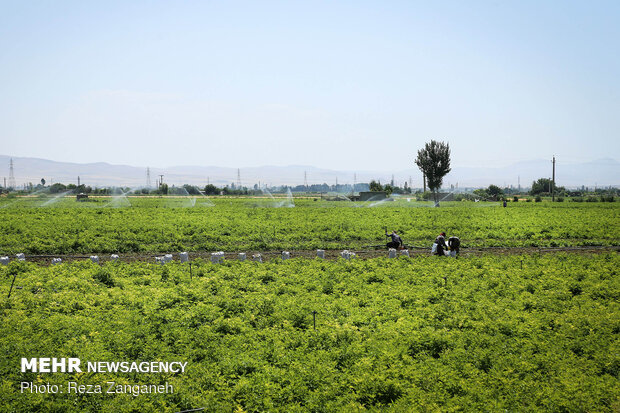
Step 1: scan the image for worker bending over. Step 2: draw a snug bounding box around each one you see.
[448,236,460,257]
[434,232,448,256]
[386,230,404,250]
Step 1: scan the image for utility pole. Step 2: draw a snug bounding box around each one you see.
[8,159,16,189]
[146,167,151,187]
[158,175,164,188]
[551,156,556,202]
[353,173,357,193]
[304,171,308,192]
[237,168,241,189]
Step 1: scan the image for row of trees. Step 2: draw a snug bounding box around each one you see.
[411,140,617,202]
[0,145,614,199]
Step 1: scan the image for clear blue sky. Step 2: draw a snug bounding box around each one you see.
[1,0,618,170]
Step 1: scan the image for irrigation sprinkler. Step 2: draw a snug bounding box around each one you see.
[313,310,317,330]
[7,273,17,298]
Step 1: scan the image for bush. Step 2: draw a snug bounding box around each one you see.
[556,197,564,202]
[93,268,115,287]
[535,196,542,202]
[513,196,519,202]
[572,197,583,202]
[525,198,532,202]
[601,195,614,202]
[585,196,598,202]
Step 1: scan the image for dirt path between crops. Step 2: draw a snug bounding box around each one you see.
[15,246,619,265]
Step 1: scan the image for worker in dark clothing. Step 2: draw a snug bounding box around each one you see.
[386,231,403,250]
[434,232,448,256]
[448,236,460,256]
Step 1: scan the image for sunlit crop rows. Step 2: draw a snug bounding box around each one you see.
[0,198,618,254]
[1,254,618,411]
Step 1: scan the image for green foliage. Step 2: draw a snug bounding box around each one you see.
[49,183,67,194]
[0,198,618,253]
[92,267,115,287]
[531,178,565,195]
[487,184,503,198]
[0,255,618,411]
[203,184,219,195]
[382,184,394,196]
[369,180,383,192]
[415,140,451,201]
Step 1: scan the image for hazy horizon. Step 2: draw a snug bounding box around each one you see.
[1,154,617,189]
[1,2,619,170]
[1,152,618,172]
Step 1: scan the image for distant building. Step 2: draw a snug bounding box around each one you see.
[359,191,387,202]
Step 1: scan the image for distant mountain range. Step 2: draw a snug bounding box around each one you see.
[0,155,618,189]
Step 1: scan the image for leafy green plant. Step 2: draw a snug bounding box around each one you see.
[1,254,618,411]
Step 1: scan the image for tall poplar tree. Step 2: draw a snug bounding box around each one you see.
[415,140,451,205]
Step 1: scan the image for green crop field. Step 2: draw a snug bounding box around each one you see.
[1,198,619,412]
[1,255,619,411]
[0,197,618,254]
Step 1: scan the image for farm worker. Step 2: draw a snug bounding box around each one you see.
[386,230,403,250]
[434,232,448,256]
[447,236,460,257]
